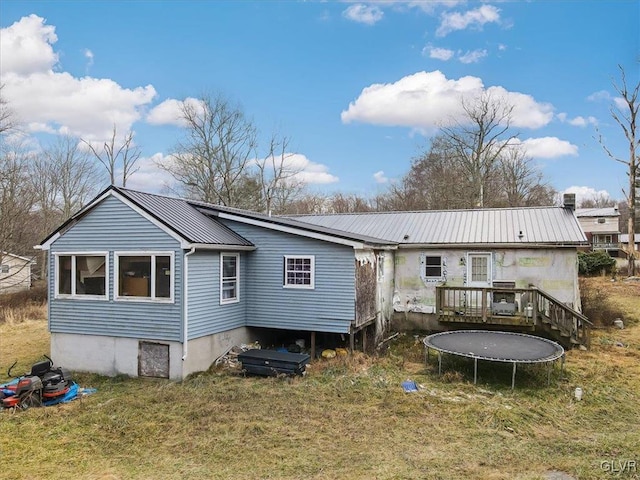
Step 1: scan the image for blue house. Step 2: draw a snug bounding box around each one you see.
[38,188,589,380]
[37,187,393,379]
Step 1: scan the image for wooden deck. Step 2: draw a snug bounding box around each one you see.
[436,285,591,347]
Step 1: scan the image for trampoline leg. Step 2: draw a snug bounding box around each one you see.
[560,355,565,380]
[511,362,517,390]
[547,361,552,386]
[438,352,442,376]
[474,358,478,384]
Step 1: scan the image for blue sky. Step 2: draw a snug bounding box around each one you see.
[1,1,638,204]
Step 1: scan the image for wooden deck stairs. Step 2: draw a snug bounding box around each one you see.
[435,285,592,348]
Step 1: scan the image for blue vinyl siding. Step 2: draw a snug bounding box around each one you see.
[187,251,246,339]
[220,220,356,333]
[49,195,183,341]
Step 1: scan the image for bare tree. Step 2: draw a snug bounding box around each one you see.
[497,146,556,207]
[255,134,305,214]
[83,124,141,187]
[0,84,17,135]
[0,140,36,261]
[440,92,518,207]
[597,65,639,276]
[578,193,616,209]
[158,94,259,207]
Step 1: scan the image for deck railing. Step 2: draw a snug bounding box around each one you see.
[435,285,591,347]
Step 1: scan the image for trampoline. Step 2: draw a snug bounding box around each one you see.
[423,330,565,389]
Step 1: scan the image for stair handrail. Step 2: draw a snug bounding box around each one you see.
[529,286,592,346]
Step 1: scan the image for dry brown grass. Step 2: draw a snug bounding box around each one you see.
[0,282,639,480]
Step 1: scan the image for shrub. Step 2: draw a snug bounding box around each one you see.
[578,251,616,276]
[579,278,625,327]
[0,283,48,308]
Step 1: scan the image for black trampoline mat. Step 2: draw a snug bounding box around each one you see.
[424,330,564,363]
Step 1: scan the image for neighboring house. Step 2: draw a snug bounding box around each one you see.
[37,187,589,380]
[619,233,640,252]
[0,252,33,294]
[575,207,621,257]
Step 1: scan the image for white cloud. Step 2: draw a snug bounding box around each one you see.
[557,113,598,127]
[587,90,612,102]
[562,186,611,206]
[458,48,488,64]
[253,153,339,185]
[0,15,157,142]
[122,153,175,193]
[84,48,94,69]
[146,97,204,126]
[285,154,340,185]
[511,137,579,159]
[436,5,501,37]
[498,43,507,51]
[341,70,554,131]
[343,4,384,25]
[0,14,58,75]
[373,170,389,184]
[425,46,455,61]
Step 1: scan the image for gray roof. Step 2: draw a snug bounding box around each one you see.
[192,202,393,247]
[576,207,619,217]
[117,188,254,247]
[291,207,588,246]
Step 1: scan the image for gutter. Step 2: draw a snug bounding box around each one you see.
[182,247,196,361]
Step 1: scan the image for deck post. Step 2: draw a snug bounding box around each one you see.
[362,326,367,352]
[310,331,316,360]
[349,329,355,352]
[481,289,487,322]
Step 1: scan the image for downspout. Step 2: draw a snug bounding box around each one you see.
[182,247,196,361]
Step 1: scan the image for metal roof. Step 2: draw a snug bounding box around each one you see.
[291,207,588,246]
[575,207,619,218]
[192,202,394,247]
[117,188,254,247]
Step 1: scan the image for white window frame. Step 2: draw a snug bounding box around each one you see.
[424,255,444,279]
[54,252,109,300]
[114,251,174,303]
[466,252,492,287]
[283,255,315,290]
[220,252,240,305]
[1,264,9,274]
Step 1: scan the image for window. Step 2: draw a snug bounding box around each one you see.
[56,253,108,299]
[1,264,8,274]
[220,253,239,304]
[115,252,173,301]
[284,255,315,289]
[424,256,443,278]
[597,218,606,224]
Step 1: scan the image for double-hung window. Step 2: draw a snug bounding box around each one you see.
[283,255,315,289]
[56,253,108,299]
[424,256,443,279]
[220,253,239,304]
[115,252,173,302]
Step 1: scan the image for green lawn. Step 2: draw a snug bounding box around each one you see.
[1,278,639,479]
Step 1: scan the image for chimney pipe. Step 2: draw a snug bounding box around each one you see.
[563,193,576,210]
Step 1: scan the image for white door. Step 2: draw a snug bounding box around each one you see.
[467,253,492,287]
